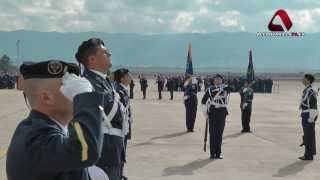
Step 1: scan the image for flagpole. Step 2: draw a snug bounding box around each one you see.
[16,40,20,65]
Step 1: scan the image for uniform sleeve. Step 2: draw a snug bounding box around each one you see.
[239,89,244,104]
[201,88,210,105]
[32,92,104,173]
[239,87,243,94]
[118,91,127,107]
[183,85,189,95]
[250,89,254,100]
[309,90,318,109]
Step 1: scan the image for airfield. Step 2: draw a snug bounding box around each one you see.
[0,79,320,180]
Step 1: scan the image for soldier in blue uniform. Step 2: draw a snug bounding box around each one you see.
[6,60,105,180]
[129,80,135,99]
[139,75,148,100]
[167,77,175,100]
[183,75,198,132]
[76,38,124,180]
[299,74,318,160]
[114,68,133,180]
[156,75,164,100]
[201,74,232,159]
[239,80,254,133]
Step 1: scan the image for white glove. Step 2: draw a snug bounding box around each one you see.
[192,77,198,84]
[308,109,318,123]
[60,72,93,102]
[242,103,248,109]
[88,165,109,180]
[201,104,208,119]
[114,91,120,101]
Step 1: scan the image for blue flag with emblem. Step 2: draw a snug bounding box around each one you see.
[247,50,255,82]
[185,43,193,76]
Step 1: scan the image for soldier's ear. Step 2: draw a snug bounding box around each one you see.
[87,55,96,68]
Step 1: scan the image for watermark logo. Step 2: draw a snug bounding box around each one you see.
[268,9,292,31]
[257,9,304,37]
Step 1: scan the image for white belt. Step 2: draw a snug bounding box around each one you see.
[302,109,317,113]
[210,100,228,108]
[102,91,120,128]
[102,126,124,137]
[212,104,228,108]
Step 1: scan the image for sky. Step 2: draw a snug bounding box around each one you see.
[1,0,320,33]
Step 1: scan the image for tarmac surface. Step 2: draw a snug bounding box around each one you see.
[0,80,320,180]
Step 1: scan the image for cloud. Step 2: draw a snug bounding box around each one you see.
[216,10,246,31]
[0,0,320,33]
[171,12,195,32]
[288,8,320,31]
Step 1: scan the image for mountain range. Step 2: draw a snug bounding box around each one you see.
[0,30,319,73]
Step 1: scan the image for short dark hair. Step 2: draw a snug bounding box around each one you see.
[214,74,223,80]
[75,38,105,66]
[114,68,129,83]
[304,74,315,83]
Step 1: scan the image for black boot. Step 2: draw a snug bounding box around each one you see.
[298,156,313,160]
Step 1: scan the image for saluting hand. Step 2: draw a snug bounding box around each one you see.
[60,72,93,102]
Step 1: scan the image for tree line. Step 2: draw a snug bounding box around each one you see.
[0,54,17,71]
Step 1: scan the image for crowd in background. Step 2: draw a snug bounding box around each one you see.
[204,76,274,93]
[149,74,274,93]
[0,71,274,93]
[0,71,17,89]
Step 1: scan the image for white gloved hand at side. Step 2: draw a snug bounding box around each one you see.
[308,109,319,123]
[242,103,248,109]
[201,104,208,119]
[88,165,109,180]
[60,72,93,102]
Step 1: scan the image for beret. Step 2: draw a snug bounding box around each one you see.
[20,60,80,79]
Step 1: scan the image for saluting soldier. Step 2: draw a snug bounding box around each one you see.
[6,60,106,180]
[114,68,133,180]
[76,38,124,180]
[299,74,318,160]
[201,74,232,159]
[240,80,254,133]
[184,75,198,132]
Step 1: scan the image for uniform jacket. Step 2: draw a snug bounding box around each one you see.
[300,85,318,111]
[239,87,254,109]
[6,93,104,180]
[82,69,124,167]
[184,83,198,98]
[201,84,232,112]
[115,83,132,138]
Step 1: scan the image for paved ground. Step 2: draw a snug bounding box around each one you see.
[0,80,320,180]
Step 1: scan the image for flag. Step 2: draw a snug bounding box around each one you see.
[246,50,255,82]
[185,43,193,76]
